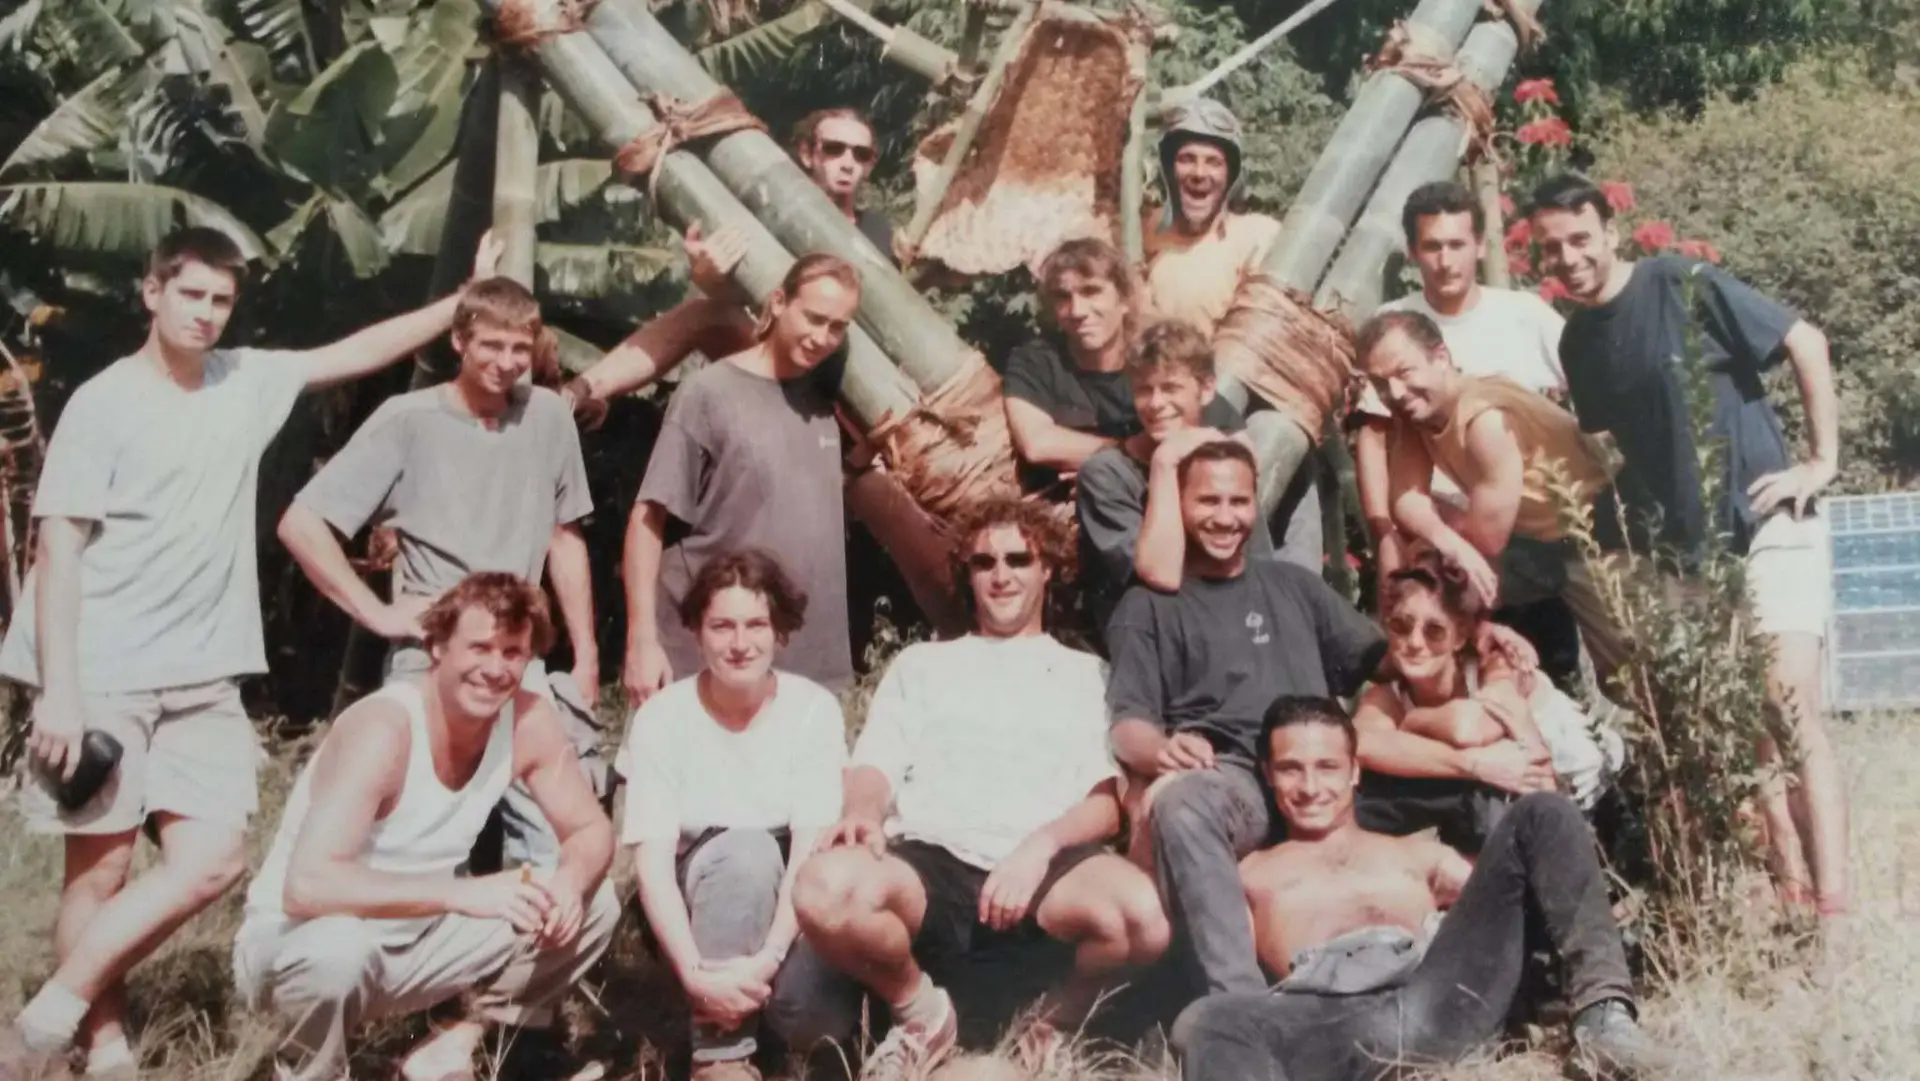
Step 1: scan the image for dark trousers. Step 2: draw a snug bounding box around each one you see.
[1354,772,1511,856]
[1174,794,1632,1081]
[1148,760,1277,997]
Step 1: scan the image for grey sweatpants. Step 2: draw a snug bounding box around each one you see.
[233,884,621,1081]
[676,828,851,1062]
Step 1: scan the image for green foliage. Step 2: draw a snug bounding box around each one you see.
[1582,56,1920,492]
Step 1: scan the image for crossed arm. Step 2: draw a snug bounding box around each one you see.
[1387,411,1525,606]
[1004,397,1116,474]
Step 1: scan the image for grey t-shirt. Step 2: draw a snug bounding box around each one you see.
[295,383,592,599]
[0,349,307,693]
[638,361,851,690]
[1074,445,1275,627]
[1105,561,1386,763]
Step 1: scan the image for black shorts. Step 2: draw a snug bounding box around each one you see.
[890,839,1106,1038]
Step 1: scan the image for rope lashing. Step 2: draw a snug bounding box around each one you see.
[867,351,1020,523]
[612,93,769,201]
[1212,275,1358,442]
[1482,0,1545,54]
[1366,20,1497,164]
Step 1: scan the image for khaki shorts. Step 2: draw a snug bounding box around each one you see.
[19,678,260,835]
[1745,510,1833,639]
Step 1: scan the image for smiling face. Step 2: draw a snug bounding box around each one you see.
[1171,140,1231,231]
[1180,456,1258,573]
[1265,720,1361,839]
[1131,361,1215,442]
[454,321,536,400]
[766,274,858,371]
[1531,202,1618,306]
[1046,268,1129,360]
[430,606,534,722]
[1362,328,1457,429]
[697,584,779,694]
[1383,583,1469,688]
[965,523,1050,638]
[143,260,238,356]
[1408,209,1484,309]
[800,115,877,204]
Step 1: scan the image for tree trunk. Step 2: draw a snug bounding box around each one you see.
[572,0,983,397]
[409,60,500,390]
[493,58,541,288]
[1315,6,1535,319]
[490,20,922,430]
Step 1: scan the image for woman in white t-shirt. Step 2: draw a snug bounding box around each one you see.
[1352,551,1624,853]
[614,549,848,1080]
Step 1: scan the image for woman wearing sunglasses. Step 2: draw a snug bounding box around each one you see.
[615,548,849,1081]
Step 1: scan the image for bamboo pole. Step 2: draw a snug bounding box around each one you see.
[814,0,956,82]
[898,0,1039,257]
[493,57,541,288]
[1472,158,1511,287]
[1157,0,1343,117]
[1314,5,1534,319]
[493,18,920,429]
[409,59,500,390]
[557,0,983,399]
[1119,42,1149,263]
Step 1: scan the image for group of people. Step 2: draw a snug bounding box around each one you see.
[0,93,1849,1081]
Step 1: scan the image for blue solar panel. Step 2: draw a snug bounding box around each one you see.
[1826,493,1920,711]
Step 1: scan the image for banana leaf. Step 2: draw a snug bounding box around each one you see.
[266,191,389,276]
[0,64,160,177]
[693,0,836,87]
[0,180,268,261]
[533,240,675,298]
[223,0,317,78]
[377,157,625,255]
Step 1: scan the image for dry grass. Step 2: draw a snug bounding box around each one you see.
[2,710,1911,1081]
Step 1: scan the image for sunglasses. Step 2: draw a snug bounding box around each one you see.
[966,551,1037,573]
[815,139,876,165]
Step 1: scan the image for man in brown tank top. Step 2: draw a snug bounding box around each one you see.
[1356,309,1630,692]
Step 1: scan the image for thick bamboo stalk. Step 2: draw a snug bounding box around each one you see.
[1472,158,1511,287]
[573,0,982,397]
[409,60,500,390]
[495,20,920,429]
[814,0,956,81]
[1119,46,1149,263]
[1314,7,1532,318]
[898,0,1038,255]
[493,57,541,288]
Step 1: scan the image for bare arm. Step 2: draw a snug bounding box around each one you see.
[291,235,500,389]
[1352,684,1480,781]
[621,500,671,702]
[762,826,821,959]
[27,518,92,777]
[1111,717,1173,777]
[571,298,753,403]
[278,503,418,639]
[840,764,893,828]
[1425,837,1474,908]
[1004,397,1115,473]
[1469,653,1549,756]
[1748,320,1839,518]
[1134,445,1187,592]
[515,697,616,900]
[1354,418,1406,579]
[1031,778,1124,850]
[1388,427,1501,606]
[634,838,704,978]
[1454,409,1526,556]
[546,522,598,703]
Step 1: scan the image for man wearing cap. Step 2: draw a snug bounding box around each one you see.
[1141,99,1282,340]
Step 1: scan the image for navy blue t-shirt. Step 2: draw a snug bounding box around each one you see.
[1559,256,1798,556]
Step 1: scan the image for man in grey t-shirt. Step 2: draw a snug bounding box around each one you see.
[278,277,598,868]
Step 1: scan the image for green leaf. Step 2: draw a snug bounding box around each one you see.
[377,157,624,257]
[267,191,392,277]
[534,240,675,299]
[225,0,315,79]
[17,0,145,92]
[372,0,480,197]
[0,180,268,262]
[695,0,836,86]
[262,39,397,194]
[0,63,160,177]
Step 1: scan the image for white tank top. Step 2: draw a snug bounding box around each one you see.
[243,680,518,937]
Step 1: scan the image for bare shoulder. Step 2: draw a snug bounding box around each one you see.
[1239,843,1299,890]
[313,694,412,794]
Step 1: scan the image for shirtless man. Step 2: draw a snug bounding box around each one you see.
[1174,696,1671,1081]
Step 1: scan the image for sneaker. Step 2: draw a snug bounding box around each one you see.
[0,1025,65,1081]
[690,1060,762,1081]
[861,991,957,1081]
[1564,1000,1677,1081]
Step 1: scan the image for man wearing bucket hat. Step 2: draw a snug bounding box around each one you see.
[1141,98,1282,341]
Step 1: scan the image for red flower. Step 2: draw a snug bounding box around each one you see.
[1504,219,1532,252]
[1538,277,1571,303]
[1500,193,1516,217]
[1600,181,1636,214]
[1516,117,1573,148]
[1677,238,1723,264]
[1507,251,1533,278]
[1514,78,1560,105]
[1632,220,1676,253]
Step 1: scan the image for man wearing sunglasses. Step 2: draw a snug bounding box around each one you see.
[795,107,896,266]
[782,497,1167,1077]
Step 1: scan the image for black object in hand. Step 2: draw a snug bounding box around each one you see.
[41,729,124,812]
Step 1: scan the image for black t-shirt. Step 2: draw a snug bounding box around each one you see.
[1104,561,1387,763]
[1003,334,1243,488]
[856,208,897,267]
[1560,256,1797,556]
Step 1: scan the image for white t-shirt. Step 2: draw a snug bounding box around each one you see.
[615,671,848,848]
[852,634,1117,870]
[0,349,306,693]
[1378,287,1567,394]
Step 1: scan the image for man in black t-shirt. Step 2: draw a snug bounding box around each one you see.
[1529,173,1850,921]
[1106,440,1388,997]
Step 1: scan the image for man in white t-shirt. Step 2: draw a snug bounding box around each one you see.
[785,499,1169,1077]
[1353,181,1583,687]
[0,227,502,1078]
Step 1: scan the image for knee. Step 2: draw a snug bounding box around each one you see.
[1169,993,1268,1062]
[1512,791,1585,836]
[695,829,787,894]
[173,841,248,908]
[1150,773,1230,845]
[1118,886,1172,963]
[791,852,874,939]
[280,919,381,1007]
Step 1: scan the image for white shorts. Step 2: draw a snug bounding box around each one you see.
[1746,510,1833,640]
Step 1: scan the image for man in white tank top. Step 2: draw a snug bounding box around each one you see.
[232,573,616,1081]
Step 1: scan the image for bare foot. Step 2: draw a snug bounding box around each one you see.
[399,1020,486,1081]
